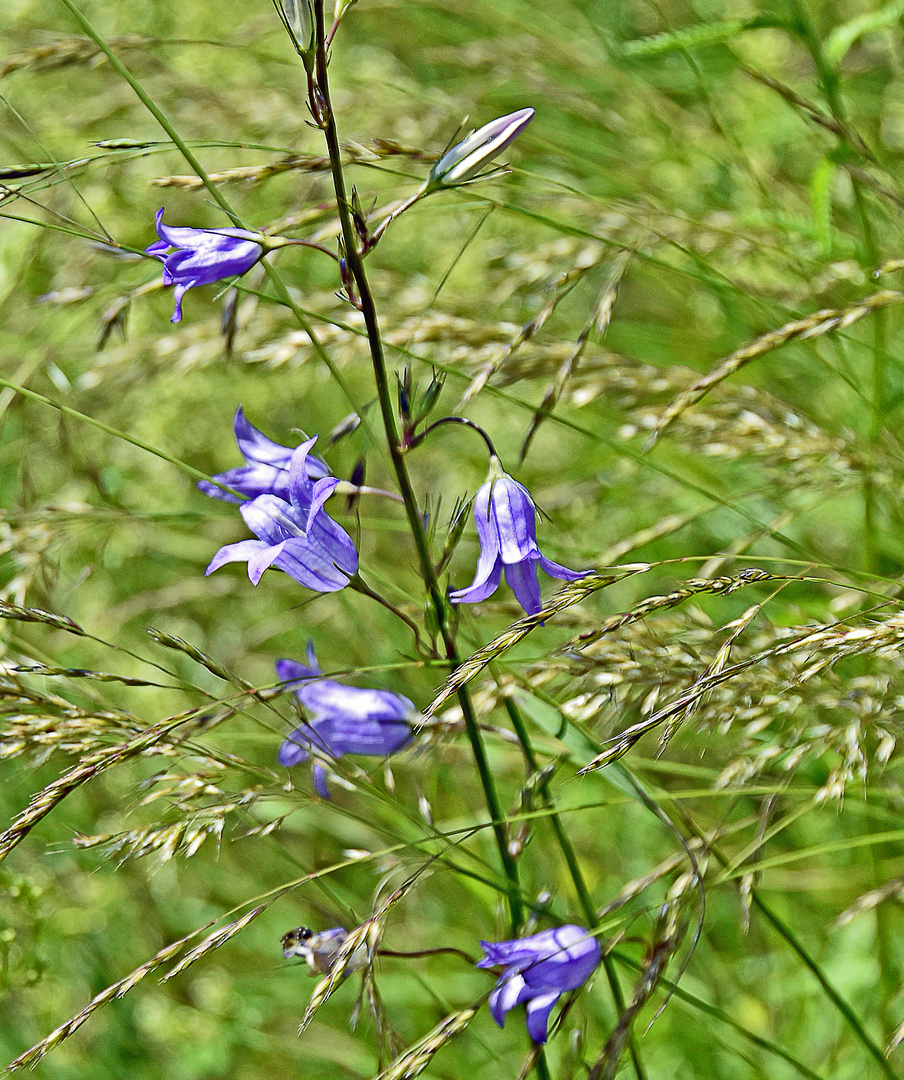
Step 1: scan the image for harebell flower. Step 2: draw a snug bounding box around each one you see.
[146,208,264,323]
[450,456,591,616]
[477,925,601,1043]
[198,407,328,504]
[277,642,418,797]
[205,438,356,592]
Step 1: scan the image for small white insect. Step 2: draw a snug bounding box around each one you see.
[280,926,367,977]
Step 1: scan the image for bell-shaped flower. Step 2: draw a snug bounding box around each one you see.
[277,643,418,797]
[450,457,591,616]
[428,108,534,189]
[281,926,367,977]
[477,925,600,1044]
[198,407,329,504]
[146,208,264,323]
[205,438,356,592]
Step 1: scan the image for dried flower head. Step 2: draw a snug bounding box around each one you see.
[281,926,366,976]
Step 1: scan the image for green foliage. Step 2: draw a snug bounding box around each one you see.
[3,0,904,1078]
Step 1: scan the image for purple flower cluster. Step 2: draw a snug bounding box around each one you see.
[202,416,356,593]
[177,101,600,1046]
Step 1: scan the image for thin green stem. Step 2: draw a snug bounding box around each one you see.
[792,0,888,572]
[310,0,521,931]
[675,802,896,1079]
[501,692,647,1080]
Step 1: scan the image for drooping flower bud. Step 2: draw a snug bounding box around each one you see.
[428,108,535,190]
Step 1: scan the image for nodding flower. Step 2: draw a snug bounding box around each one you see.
[450,456,591,616]
[477,925,601,1043]
[146,208,264,323]
[276,642,419,797]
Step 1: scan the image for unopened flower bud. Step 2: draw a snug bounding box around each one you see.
[278,0,314,58]
[428,108,535,189]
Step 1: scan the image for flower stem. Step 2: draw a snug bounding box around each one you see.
[311,0,521,932]
[409,416,498,457]
[501,692,647,1080]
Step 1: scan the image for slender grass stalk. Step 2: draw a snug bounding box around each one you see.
[790,0,889,573]
[309,0,521,933]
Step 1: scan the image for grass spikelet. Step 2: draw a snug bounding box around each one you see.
[520,251,630,461]
[422,566,650,720]
[0,713,203,863]
[647,291,904,447]
[588,902,689,1080]
[742,68,877,161]
[146,628,253,689]
[0,600,86,636]
[4,937,184,1071]
[561,568,775,653]
[298,872,421,1035]
[455,256,603,409]
[151,140,435,188]
[0,35,150,77]
[371,1008,478,1080]
[298,920,383,1034]
[161,906,267,981]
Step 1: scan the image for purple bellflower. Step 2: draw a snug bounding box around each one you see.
[450,457,591,616]
[277,643,418,797]
[477,925,601,1044]
[205,437,356,592]
[428,108,535,189]
[198,407,329,504]
[146,208,264,323]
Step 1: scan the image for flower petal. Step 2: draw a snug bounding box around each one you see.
[490,476,540,564]
[489,972,529,1028]
[240,494,304,544]
[537,553,592,584]
[276,658,321,684]
[204,539,268,576]
[503,557,542,616]
[234,406,293,465]
[449,554,502,605]
[524,992,559,1044]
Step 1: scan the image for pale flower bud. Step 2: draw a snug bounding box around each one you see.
[278,0,314,57]
[428,108,535,189]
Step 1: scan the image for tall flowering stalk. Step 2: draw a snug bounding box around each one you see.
[308,0,523,931]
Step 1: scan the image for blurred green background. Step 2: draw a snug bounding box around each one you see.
[4,0,904,1077]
